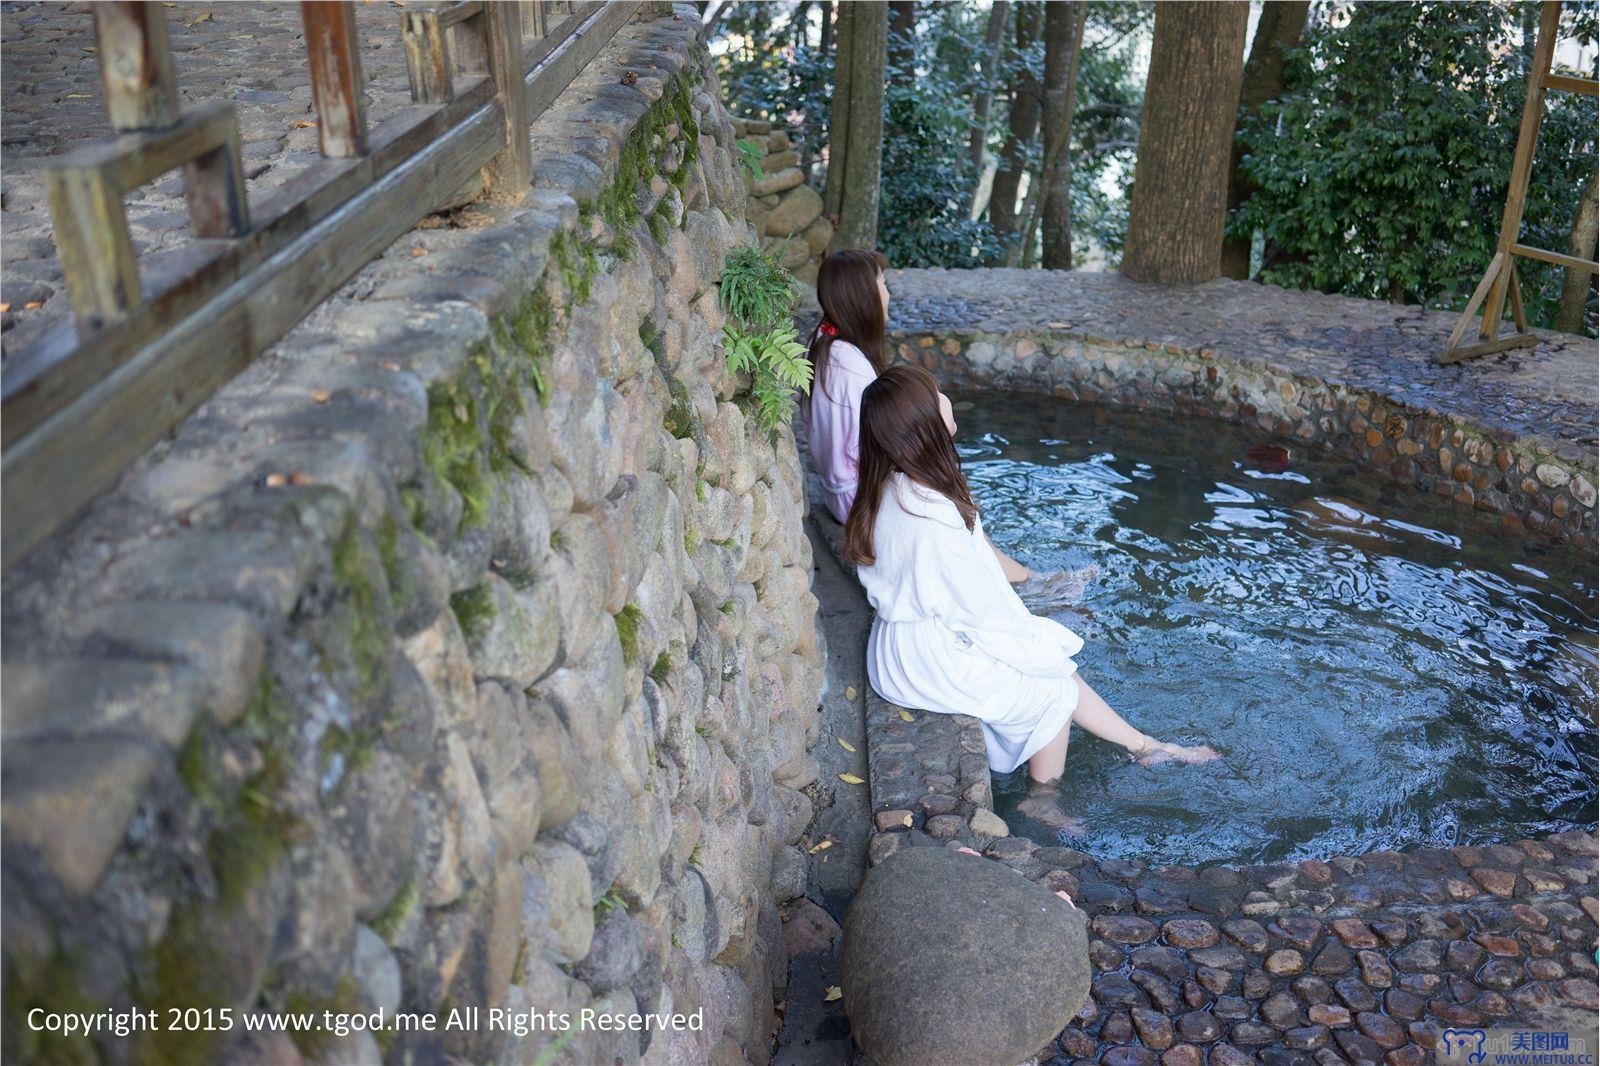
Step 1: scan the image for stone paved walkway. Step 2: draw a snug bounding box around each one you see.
[877,269,1598,456]
[1,1,422,354]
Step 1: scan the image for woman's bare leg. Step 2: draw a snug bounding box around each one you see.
[1073,674,1220,765]
[1018,720,1086,832]
[1028,719,1071,783]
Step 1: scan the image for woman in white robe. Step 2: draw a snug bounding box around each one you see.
[844,366,1218,824]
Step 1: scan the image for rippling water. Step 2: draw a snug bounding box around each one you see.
[957,393,1599,866]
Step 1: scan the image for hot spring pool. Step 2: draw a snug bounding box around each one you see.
[955,393,1599,867]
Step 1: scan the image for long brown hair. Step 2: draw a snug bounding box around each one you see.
[843,365,978,566]
[807,248,888,395]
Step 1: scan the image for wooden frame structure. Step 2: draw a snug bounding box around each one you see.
[1438,0,1600,364]
[2,1,646,569]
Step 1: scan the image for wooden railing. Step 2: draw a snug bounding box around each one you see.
[1,0,647,569]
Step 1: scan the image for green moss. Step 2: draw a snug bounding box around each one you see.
[424,376,491,531]
[614,604,643,667]
[649,653,672,683]
[647,201,671,245]
[684,529,698,552]
[177,726,216,807]
[319,721,378,779]
[135,907,230,1066]
[695,480,708,503]
[371,876,419,944]
[663,376,696,439]
[206,758,295,911]
[332,520,390,701]
[450,583,496,645]
[279,976,361,1058]
[2,953,97,1066]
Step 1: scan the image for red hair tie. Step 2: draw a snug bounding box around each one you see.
[819,321,838,338]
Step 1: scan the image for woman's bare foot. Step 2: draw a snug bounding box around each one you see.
[1017,785,1088,835]
[1132,738,1222,767]
[1016,565,1100,612]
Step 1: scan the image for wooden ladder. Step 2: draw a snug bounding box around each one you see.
[1437,0,1599,364]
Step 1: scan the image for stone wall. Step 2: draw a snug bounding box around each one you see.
[730,116,829,285]
[1,9,823,1065]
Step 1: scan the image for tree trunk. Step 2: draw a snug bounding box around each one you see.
[1555,174,1598,334]
[888,1,916,89]
[820,0,833,55]
[966,1,1012,205]
[1220,0,1310,279]
[825,0,887,253]
[987,1,1041,264]
[1122,1,1249,285]
[1038,0,1085,269]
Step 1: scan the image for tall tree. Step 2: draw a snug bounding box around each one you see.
[1122,2,1249,285]
[987,1,1041,263]
[1555,175,1598,334]
[1220,0,1310,279]
[825,1,888,252]
[888,1,916,89]
[1038,0,1086,269]
[966,1,1012,194]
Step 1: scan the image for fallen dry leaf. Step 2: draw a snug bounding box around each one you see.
[836,737,855,753]
[807,840,832,854]
[824,987,842,1002]
[380,361,401,371]
[309,388,331,403]
[186,11,212,25]
[844,685,857,701]
[1048,321,1070,329]
[293,120,317,129]
[898,709,915,723]
[620,71,639,86]
[264,472,289,488]
[838,773,864,785]
[956,846,981,857]
[901,813,912,827]
[0,303,10,313]
[23,301,43,310]
[290,472,315,486]
[411,246,428,257]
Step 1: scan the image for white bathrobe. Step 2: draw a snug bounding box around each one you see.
[858,473,1083,773]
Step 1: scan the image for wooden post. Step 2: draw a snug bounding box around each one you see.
[479,1,533,201]
[47,167,141,327]
[92,2,180,131]
[402,7,454,104]
[302,1,369,158]
[183,117,250,238]
[1480,0,1560,337]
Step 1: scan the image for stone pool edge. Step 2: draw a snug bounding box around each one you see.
[889,326,1598,552]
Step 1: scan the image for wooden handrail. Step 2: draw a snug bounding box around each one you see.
[1,0,644,569]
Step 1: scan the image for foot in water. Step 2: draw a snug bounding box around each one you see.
[1016,565,1100,613]
[1017,786,1088,835]
[1135,740,1222,767]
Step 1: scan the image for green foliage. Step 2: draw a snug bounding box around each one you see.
[719,244,813,432]
[450,582,496,644]
[649,652,673,683]
[713,1,1148,269]
[1235,1,1597,331]
[594,889,628,920]
[736,137,767,179]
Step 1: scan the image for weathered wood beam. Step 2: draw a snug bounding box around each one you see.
[1511,241,1600,275]
[1542,71,1598,97]
[3,103,503,570]
[524,3,636,118]
[92,2,179,131]
[6,78,497,448]
[302,1,369,158]
[45,164,141,327]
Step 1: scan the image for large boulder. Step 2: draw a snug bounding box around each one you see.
[839,846,1090,1066]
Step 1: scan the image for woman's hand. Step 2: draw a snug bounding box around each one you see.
[1016,565,1100,612]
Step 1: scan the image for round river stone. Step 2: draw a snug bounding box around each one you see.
[840,847,1090,1066]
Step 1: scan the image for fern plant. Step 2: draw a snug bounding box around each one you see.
[719,243,811,433]
[735,137,766,180]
